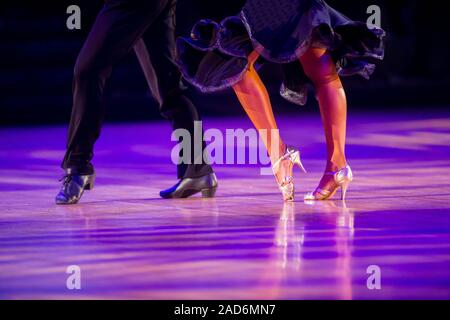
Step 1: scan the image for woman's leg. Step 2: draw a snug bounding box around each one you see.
[299,47,348,193]
[232,51,289,183]
[232,51,285,162]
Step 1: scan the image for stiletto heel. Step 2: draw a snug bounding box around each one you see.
[201,187,217,198]
[304,165,353,201]
[85,175,95,190]
[272,146,306,202]
[290,151,307,173]
[340,181,349,201]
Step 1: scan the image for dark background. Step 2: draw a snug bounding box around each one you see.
[0,0,449,126]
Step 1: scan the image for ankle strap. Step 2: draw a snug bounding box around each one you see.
[324,165,349,176]
[272,147,296,171]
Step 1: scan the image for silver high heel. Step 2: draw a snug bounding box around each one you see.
[272,146,307,202]
[304,165,353,201]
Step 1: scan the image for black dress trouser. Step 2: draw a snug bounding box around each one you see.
[62,0,212,179]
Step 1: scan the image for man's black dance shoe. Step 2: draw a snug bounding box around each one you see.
[55,173,95,205]
[160,173,218,199]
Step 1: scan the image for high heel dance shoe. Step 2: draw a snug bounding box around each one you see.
[272,146,307,202]
[304,165,353,201]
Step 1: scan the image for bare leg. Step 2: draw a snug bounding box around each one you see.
[300,48,348,194]
[232,51,289,183]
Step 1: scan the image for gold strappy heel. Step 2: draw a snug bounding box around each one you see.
[272,146,307,202]
[304,165,353,201]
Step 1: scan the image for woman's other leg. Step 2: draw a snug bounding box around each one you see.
[299,47,348,192]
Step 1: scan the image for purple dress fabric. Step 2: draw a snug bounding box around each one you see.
[176,0,385,106]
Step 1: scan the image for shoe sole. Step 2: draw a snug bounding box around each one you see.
[162,186,217,199]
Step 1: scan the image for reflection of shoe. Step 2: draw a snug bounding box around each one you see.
[272,146,307,202]
[304,165,353,201]
[159,173,218,199]
[55,173,95,205]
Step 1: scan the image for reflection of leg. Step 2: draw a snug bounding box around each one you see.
[232,51,285,163]
[300,48,348,194]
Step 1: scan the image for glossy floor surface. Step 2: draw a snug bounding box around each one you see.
[1,111,450,299]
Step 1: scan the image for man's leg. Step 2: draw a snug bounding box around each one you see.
[134,0,216,198]
[57,0,168,204]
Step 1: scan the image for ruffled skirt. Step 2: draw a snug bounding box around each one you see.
[176,0,385,106]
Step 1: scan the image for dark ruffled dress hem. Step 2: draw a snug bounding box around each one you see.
[176,0,386,106]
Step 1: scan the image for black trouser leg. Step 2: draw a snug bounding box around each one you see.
[62,0,168,174]
[134,0,213,179]
[161,92,213,179]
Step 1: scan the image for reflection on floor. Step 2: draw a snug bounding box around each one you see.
[1,112,450,299]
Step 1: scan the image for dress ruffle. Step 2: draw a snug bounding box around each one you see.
[176,0,385,106]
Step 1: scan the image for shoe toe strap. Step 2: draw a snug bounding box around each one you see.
[280,176,293,186]
[315,188,331,196]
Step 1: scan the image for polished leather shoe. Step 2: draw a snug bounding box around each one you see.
[55,174,95,205]
[160,173,218,199]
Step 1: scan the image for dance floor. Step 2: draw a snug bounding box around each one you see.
[1,111,450,299]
